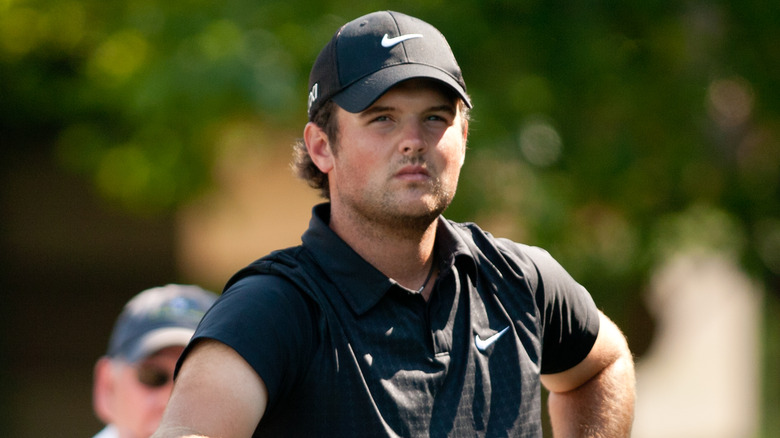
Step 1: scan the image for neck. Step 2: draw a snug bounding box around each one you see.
[329,204,439,293]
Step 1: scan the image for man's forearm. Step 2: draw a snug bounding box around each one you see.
[547,353,636,438]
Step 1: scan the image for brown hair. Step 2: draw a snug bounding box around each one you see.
[292,100,339,199]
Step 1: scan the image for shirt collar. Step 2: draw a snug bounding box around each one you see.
[301,203,475,315]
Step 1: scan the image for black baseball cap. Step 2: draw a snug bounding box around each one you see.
[307,10,472,120]
[106,284,217,363]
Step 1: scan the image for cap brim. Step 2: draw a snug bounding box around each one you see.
[332,64,471,114]
[123,327,195,363]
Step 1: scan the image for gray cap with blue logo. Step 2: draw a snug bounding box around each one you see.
[107,284,217,363]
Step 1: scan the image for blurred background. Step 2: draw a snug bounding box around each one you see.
[1,0,778,436]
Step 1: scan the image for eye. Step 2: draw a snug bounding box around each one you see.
[136,365,172,388]
[426,113,453,125]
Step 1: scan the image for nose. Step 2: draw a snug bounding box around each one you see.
[398,120,426,156]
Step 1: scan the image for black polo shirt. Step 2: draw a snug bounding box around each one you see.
[183,203,599,437]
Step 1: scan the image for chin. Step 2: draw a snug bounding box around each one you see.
[399,201,449,226]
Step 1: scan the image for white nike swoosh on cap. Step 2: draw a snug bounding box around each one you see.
[475,326,510,351]
[381,33,423,48]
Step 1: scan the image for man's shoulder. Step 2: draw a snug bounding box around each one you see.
[442,217,533,256]
[441,217,559,282]
[220,244,333,309]
[226,245,310,286]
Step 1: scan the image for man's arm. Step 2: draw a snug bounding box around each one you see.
[541,311,636,437]
[151,339,268,438]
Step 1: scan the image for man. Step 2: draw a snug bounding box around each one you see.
[92,284,217,438]
[153,10,635,437]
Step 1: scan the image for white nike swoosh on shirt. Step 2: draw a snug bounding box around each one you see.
[475,326,510,351]
[381,33,423,48]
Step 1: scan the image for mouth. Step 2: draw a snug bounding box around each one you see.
[395,165,430,181]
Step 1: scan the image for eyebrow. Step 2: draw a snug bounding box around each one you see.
[359,105,393,119]
[359,103,457,119]
[429,104,457,116]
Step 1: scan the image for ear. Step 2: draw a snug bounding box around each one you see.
[304,121,335,174]
[93,357,116,424]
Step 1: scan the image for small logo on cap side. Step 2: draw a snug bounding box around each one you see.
[308,83,318,112]
[381,33,423,48]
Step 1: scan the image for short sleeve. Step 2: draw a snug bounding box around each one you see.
[176,274,316,409]
[524,246,600,374]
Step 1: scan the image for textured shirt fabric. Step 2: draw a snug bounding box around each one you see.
[181,203,600,437]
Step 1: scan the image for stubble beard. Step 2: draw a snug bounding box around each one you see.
[386,182,453,232]
[342,173,456,238]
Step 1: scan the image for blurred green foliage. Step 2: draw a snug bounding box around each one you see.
[2,0,779,433]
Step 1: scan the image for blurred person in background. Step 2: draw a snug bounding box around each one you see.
[91,284,217,438]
